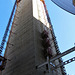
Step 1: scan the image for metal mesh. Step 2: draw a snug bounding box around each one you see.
[51,0,75,15]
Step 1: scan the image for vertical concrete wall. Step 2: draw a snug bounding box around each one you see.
[2,0,63,75]
[33,0,62,75]
[2,0,36,75]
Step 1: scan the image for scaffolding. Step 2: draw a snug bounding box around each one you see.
[0,0,75,74]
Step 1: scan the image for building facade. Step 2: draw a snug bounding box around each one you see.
[2,0,66,75]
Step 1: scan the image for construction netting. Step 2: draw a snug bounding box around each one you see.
[51,0,75,15]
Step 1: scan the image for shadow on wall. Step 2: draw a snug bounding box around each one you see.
[1,17,65,75]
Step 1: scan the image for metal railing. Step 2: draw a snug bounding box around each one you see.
[0,0,17,55]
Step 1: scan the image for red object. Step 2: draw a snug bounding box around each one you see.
[42,38,51,48]
[0,61,7,71]
[73,0,75,6]
[0,56,7,71]
[47,47,52,58]
[45,38,50,47]
[17,0,21,3]
[40,0,45,4]
[47,47,52,55]
[42,30,48,39]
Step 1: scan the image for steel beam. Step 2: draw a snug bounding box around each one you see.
[50,47,75,62]
[37,62,48,68]
[55,57,75,68]
[36,47,75,69]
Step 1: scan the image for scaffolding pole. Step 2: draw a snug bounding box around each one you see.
[37,47,75,68]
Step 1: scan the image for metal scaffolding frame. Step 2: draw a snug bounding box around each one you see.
[36,47,75,74]
[0,0,75,74]
[0,0,17,55]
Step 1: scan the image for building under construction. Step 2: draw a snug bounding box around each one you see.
[0,0,75,75]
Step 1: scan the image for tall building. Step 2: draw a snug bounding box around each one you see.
[1,0,66,75]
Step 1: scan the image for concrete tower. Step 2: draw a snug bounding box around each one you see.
[2,0,65,75]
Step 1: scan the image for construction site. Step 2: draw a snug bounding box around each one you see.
[0,0,75,75]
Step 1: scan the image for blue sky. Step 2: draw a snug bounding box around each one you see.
[0,0,15,45]
[0,0,75,75]
[45,0,75,75]
[0,0,15,55]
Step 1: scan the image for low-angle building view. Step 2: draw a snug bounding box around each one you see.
[0,0,75,75]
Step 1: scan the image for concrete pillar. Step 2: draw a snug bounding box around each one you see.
[2,0,63,75]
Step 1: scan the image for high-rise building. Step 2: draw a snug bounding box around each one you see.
[1,0,66,75]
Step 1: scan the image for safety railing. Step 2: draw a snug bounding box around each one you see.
[0,0,17,56]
